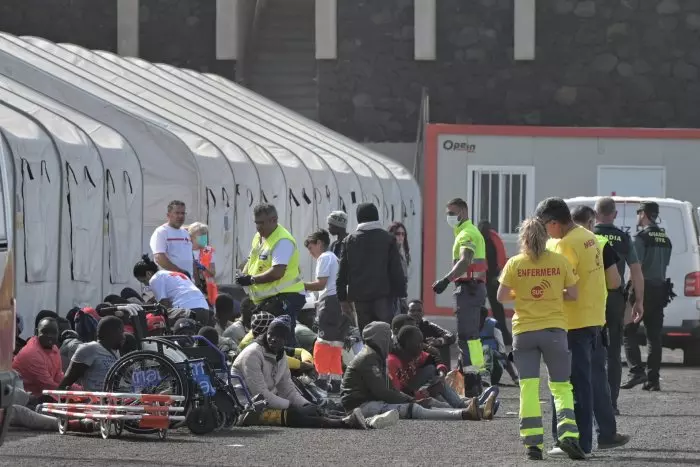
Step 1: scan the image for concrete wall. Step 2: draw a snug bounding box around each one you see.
[319,0,700,143]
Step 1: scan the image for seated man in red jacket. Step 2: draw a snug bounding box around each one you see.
[388,325,498,411]
[12,318,64,397]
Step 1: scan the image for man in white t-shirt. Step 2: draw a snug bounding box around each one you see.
[149,200,194,279]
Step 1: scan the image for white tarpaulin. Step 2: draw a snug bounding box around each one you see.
[0,91,105,313]
[0,103,61,332]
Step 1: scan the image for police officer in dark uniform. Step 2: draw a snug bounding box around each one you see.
[594,197,645,413]
[621,201,672,391]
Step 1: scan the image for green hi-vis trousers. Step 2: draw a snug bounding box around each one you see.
[513,328,579,449]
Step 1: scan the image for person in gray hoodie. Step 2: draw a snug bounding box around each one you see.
[341,321,496,421]
[232,315,369,429]
[337,203,407,332]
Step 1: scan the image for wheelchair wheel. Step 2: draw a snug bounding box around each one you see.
[99,419,111,440]
[114,420,124,437]
[57,418,68,435]
[104,350,189,435]
[186,405,217,435]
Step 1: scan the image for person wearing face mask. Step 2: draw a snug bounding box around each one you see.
[432,198,487,374]
[188,222,218,306]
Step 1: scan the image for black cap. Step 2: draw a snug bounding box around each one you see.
[638,201,659,216]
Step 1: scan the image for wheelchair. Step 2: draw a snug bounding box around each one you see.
[101,305,266,436]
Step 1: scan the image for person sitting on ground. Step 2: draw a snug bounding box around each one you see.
[215,293,247,346]
[391,314,444,367]
[59,316,124,391]
[199,325,236,360]
[14,314,26,356]
[407,299,456,365]
[133,254,211,326]
[341,321,496,423]
[12,318,65,397]
[120,287,144,303]
[479,307,519,386]
[232,315,369,430]
[239,312,316,377]
[388,325,471,410]
[59,329,83,372]
[295,306,318,355]
[240,297,255,332]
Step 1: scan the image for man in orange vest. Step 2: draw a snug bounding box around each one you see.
[188,222,218,306]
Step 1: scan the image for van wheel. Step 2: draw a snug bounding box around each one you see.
[683,342,700,366]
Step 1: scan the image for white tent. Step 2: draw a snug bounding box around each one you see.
[0,103,61,331]
[0,91,105,314]
[191,71,422,299]
[20,36,239,285]
[0,33,203,256]
[0,75,144,297]
[85,49,342,278]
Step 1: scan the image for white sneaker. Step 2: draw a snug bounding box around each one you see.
[343,407,368,430]
[548,447,565,456]
[366,409,399,429]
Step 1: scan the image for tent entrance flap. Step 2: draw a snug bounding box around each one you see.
[106,169,137,285]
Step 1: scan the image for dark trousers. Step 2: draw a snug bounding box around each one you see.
[605,290,625,410]
[591,328,617,443]
[624,282,667,383]
[262,293,307,346]
[551,326,597,454]
[486,276,512,345]
[355,297,394,333]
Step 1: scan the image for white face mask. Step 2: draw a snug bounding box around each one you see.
[446,215,460,228]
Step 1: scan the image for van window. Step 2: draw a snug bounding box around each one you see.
[568,201,687,255]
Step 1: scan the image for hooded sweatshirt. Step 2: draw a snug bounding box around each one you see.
[340,321,413,410]
[337,221,407,303]
[232,341,309,410]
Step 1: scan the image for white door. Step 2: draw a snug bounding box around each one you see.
[597,166,665,197]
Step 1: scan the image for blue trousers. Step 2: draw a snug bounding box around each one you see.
[551,326,596,454]
[592,328,617,443]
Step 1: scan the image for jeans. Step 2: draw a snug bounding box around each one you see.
[359,401,465,420]
[592,328,617,443]
[552,326,596,454]
[624,282,667,383]
[406,364,466,409]
[605,290,625,410]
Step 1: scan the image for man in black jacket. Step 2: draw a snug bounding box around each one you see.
[407,300,455,365]
[337,203,407,332]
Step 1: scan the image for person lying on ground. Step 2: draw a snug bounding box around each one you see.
[59,316,124,392]
[12,318,64,397]
[232,315,371,430]
[215,293,247,346]
[407,299,456,366]
[479,307,519,386]
[341,321,496,423]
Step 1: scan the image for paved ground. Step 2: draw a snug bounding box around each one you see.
[1,345,697,467]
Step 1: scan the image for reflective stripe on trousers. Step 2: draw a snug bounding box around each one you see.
[454,281,486,368]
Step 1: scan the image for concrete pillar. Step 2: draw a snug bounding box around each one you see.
[315,0,337,59]
[217,0,241,60]
[117,0,139,57]
[414,0,436,60]
[514,0,536,60]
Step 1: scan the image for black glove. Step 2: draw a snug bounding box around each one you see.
[432,277,451,294]
[236,274,254,286]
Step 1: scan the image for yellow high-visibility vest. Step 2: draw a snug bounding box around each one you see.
[243,225,304,304]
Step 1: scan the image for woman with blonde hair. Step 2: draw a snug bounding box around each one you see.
[187,222,218,307]
[496,218,585,461]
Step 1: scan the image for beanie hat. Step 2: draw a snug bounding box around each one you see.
[327,211,348,229]
[356,202,379,223]
[268,315,292,335]
[251,312,275,337]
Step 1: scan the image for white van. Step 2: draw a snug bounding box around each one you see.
[566,196,700,365]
